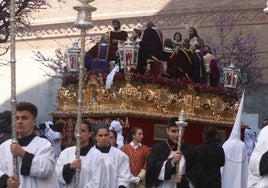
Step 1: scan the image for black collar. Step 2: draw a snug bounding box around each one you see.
[96,145,111,153]
[166,139,178,151]
[80,145,93,156]
[18,132,36,146]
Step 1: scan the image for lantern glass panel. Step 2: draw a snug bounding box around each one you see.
[67,43,81,72]
[223,63,240,88]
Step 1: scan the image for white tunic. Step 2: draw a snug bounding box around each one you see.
[157,151,186,188]
[84,146,131,188]
[0,137,59,188]
[55,146,90,188]
[248,126,268,188]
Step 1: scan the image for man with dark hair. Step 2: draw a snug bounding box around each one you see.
[137,21,165,76]
[188,125,225,188]
[131,28,142,44]
[56,120,94,188]
[0,102,59,188]
[110,19,128,47]
[146,117,195,188]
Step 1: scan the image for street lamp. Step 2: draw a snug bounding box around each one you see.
[73,1,96,187]
[264,0,268,13]
[223,63,240,89]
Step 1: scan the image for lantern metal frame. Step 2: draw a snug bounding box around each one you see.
[118,38,139,69]
[67,42,81,72]
[223,63,240,89]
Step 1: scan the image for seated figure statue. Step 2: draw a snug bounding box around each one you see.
[85,32,117,74]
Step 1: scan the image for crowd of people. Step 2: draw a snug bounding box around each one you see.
[0,17,266,188]
[0,100,268,187]
[84,19,220,87]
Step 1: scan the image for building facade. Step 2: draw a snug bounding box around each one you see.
[0,0,267,126]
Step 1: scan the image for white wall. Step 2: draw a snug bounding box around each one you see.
[0,48,62,124]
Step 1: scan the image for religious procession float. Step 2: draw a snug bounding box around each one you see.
[50,41,241,149]
[49,2,243,149]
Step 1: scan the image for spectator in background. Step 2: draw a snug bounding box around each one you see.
[39,121,62,160]
[0,110,11,145]
[109,129,118,147]
[244,128,256,160]
[109,120,125,149]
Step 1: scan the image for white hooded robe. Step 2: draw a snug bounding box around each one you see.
[221,91,248,188]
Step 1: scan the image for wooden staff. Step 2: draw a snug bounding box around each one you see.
[174,110,188,188]
[10,0,19,180]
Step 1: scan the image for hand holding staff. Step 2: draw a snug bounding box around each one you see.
[174,110,188,188]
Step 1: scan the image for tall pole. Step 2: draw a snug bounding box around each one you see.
[10,0,18,179]
[174,110,188,188]
[73,1,96,187]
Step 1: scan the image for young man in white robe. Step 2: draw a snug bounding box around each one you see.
[84,124,131,188]
[56,120,94,188]
[0,102,59,188]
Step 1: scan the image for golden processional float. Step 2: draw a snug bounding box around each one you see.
[50,1,243,149]
[50,49,241,148]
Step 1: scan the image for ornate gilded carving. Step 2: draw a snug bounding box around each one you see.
[52,74,238,125]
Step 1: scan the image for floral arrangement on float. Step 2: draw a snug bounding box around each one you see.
[62,70,238,99]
